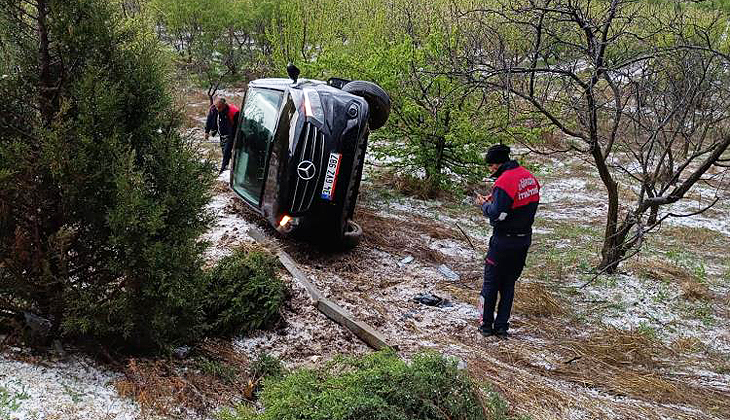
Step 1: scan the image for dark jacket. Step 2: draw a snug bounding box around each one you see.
[205,104,240,138]
[481,160,540,235]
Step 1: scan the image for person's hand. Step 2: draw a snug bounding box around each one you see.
[475,193,493,206]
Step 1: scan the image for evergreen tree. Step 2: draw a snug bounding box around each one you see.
[0,0,215,350]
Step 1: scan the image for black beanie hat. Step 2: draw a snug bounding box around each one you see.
[484,144,510,164]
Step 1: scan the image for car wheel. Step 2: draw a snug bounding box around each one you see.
[342,220,362,249]
[342,81,391,130]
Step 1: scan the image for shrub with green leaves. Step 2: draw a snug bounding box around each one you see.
[250,352,285,381]
[221,350,513,420]
[204,250,285,336]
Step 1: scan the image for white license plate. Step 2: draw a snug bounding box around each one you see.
[321,153,342,200]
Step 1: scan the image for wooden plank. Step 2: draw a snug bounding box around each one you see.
[277,250,323,303]
[246,227,394,351]
[316,298,392,351]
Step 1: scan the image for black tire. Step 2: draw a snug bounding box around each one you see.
[342,220,362,249]
[343,80,391,130]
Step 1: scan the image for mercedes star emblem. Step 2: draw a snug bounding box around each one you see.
[297,160,316,180]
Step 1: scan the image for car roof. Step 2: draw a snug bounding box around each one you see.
[249,78,328,91]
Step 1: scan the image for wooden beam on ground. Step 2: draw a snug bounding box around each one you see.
[247,228,394,351]
[316,299,392,351]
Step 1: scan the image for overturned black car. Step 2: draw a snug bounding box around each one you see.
[229,66,390,248]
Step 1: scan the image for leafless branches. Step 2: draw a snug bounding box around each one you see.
[447,0,730,271]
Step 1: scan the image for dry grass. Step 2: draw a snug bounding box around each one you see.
[212,180,230,194]
[670,336,705,354]
[629,257,713,301]
[513,282,567,317]
[562,327,668,369]
[452,317,729,417]
[114,340,250,417]
[659,225,723,249]
[356,207,462,265]
[176,88,212,129]
[465,346,696,420]
[542,327,730,414]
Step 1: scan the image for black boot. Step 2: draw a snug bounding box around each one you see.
[478,324,495,337]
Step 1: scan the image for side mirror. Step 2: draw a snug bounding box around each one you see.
[327,77,351,89]
[287,63,300,83]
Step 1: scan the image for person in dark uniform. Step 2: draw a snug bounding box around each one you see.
[205,97,240,173]
[476,144,540,337]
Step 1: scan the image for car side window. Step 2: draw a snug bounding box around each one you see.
[232,88,283,206]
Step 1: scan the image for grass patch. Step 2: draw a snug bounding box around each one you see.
[635,322,659,341]
[689,302,716,326]
[196,358,240,385]
[714,357,730,375]
[249,352,285,381]
[524,243,594,283]
[661,225,723,249]
[220,350,523,420]
[0,382,29,419]
[371,172,450,200]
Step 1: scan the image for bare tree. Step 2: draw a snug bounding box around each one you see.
[450,0,730,273]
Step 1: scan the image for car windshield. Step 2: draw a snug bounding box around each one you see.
[232,88,284,206]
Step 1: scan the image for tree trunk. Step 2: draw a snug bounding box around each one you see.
[598,177,623,273]
[589,127,625,273]
[647,204,659,225]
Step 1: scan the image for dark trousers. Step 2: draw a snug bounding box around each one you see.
[220,135,233,171]
[481,234,531,331]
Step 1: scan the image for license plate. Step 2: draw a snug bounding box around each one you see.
[321,153,342,200]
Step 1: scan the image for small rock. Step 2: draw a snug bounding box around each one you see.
[172,346,191,359]
[399,256,414,265]
[438,264,460,281]
[414,293,443,307]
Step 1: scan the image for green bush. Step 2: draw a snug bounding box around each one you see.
[204,250,285,336]
[222,350,514,420]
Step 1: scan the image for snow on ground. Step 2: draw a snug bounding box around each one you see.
[662,201,730,236]
[0,355,139,420]
[580,273,730,354]
[234,273,370,368]
[200,171,255,262]
[538,177,607,221]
